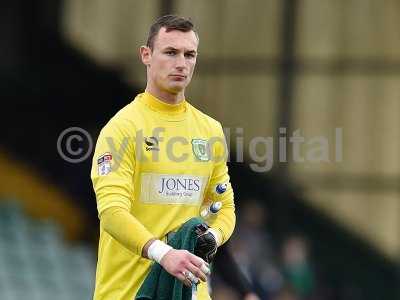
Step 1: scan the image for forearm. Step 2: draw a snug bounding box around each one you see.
[207,124,236,245]
[100,206,155,256]
[210,207,235,245]
[207,193,236,245]
[101,208,209,287]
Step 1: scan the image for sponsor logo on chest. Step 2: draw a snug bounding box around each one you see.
[140,173,208,205]
[158,177,201,196]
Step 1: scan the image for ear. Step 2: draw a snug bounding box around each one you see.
[140,46,151,66]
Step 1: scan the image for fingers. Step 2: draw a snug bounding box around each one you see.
[186,263,207,282]
[189,255,211,275]
[181,253,210,284]
[184,278,192,287]
[184,270,200,284]
[177,272,192,287]
[199,262,210,275]
[160,249,211,287]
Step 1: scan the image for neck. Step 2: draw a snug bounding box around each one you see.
[145,84,185,105]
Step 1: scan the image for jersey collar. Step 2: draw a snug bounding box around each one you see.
[141,91,187,115]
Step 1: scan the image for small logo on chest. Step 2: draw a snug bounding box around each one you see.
[191,139,210,161]
[144,136,160,151]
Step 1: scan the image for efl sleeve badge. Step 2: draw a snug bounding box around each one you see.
[97,152,112,176]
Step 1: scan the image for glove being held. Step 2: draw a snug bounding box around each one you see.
[194,223,217,263]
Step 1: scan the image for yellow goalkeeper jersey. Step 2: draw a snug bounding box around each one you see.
[91,92,235,300]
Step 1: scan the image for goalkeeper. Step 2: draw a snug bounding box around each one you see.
[90,15,235,300]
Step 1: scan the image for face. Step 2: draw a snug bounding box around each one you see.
[141,27,199,95]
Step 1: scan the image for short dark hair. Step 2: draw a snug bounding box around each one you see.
[146,15,197,50]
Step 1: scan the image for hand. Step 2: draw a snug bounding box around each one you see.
[160,249,210,287]
[194,224,218,263]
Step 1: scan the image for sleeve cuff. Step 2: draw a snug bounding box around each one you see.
[208,228,222,247]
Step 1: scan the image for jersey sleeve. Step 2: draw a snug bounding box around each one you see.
[91,118,135,214]
[206,122,236,245]
[100,206,154,255]
[91,119,155,255]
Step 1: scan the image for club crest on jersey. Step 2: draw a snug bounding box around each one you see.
[191,139,209,161]
[97,152,112,176]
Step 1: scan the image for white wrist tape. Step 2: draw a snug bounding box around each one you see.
[207,228,222,247]
[147,240,173,264]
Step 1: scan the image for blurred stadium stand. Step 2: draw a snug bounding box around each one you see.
[228,166,399,299]
[0,201,95,300]
[1,0,137,227]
